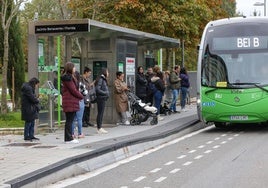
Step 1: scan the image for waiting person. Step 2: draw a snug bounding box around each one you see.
[81,67,95,127]
[71,71,86,139]
[21,77,40,141]
[61,62,83,144]
[95,68,110,134]
[145,67,154,105]
[135,66,147,102]
[180,67,190,111]
[151,66,165,121]
[169,65,181,113]
[114,71,130,125]
[163,70,172,103]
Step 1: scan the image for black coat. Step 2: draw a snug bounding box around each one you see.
[21,82,40,122]
[135,72,148,99]
[95,75,109,100]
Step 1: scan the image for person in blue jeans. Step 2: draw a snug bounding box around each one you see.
[151,66,165,121]
[72,99,85,138]
[180,67,190,111]
[71,71,87,138]
[169,65,181,113]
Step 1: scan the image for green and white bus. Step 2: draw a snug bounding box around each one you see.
[197,17,268,128]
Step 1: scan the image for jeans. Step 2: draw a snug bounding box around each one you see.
[154,90,163,115]
[180,87,188,109]
[96,98,106,129]
[65,112,76,142]
[24,121,35,139]
[72,100,85,135]
[170,89,179,111]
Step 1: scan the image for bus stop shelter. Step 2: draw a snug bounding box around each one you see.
[28,19,180,126]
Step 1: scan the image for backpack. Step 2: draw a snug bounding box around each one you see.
[148,82,158,94]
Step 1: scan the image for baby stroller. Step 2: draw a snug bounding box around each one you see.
[160,100,172,115]
[126,91,158,125]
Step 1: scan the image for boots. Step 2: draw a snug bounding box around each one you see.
[158,115,164,121]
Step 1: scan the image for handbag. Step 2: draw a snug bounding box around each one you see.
[88,85,97,103]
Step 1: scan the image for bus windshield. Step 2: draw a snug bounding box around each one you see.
[201,23,268,88]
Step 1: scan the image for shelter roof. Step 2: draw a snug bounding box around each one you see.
[30,19,180,49]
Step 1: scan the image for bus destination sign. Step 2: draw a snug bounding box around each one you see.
[35,23,89,34]
[212,36,268,50]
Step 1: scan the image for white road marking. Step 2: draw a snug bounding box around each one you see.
[206,141,213,144]
[213,145,220,149]
[194,155,203,159]
[204,150,212,154]
[150,168,161,173]
[183,161,193,166]
[134,176,146,182]
[221,141,227,144]
[197,145,205,148]
[188,150,196,153]
[221,134,227,137]
[170,168,181,174]
[228,137,233,140]
[165,161,175,166]
[215,137,220,140]
[177,155,187,159]
[44,126,215,188]
[154,177,167,183]
[234,134,239,137]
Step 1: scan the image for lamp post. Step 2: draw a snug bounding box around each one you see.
[254,0,266,16]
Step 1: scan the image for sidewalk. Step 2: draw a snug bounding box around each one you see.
[0,104,200,188]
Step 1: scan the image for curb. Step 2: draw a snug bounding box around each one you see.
[5,115,201,188]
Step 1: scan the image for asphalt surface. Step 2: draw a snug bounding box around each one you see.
[0,104,200,188]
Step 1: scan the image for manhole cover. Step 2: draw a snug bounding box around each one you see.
[3,143,40,147]
[33,146,56,149]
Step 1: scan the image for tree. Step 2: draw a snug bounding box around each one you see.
[0,0,26,114]
[7,18,25,111]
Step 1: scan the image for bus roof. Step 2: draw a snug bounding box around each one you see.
[207,17,268,27]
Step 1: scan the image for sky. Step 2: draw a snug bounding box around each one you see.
[236,0,266,16]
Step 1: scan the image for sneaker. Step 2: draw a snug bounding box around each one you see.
[65,139,79,144]
[78,134,85,138]
[124,120,130,125]
[158,115,164,121]
[181,108,187,112]
[116,122,123,126]
[97,128,108,134]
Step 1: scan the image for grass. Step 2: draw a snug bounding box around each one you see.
[0,112,24,128]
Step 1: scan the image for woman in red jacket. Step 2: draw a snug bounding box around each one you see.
[61,62,84,143]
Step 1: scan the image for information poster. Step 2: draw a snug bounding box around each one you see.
[126,57,135,92]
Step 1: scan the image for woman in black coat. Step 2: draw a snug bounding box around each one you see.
[21,77,40,141]
[135,66,148,102]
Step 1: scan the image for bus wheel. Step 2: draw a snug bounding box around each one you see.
[214,122,227,128]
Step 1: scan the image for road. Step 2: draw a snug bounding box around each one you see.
[47,123,268,188]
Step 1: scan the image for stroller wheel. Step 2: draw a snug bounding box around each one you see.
[130,119,136,125]
[130,119,141,125]
[150,118,158,125]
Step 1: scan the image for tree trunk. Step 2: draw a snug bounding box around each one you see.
[1,29,9,114]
